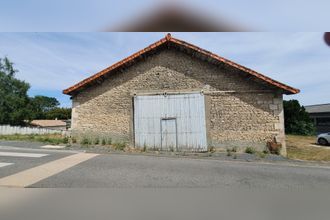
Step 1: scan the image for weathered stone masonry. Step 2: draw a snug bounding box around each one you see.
[71,49,286,154]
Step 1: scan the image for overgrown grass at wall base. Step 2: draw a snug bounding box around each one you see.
[70,131,126,145]
[71,133,127,150]
[0,134,68,144]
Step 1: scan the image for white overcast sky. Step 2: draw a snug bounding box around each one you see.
[0,32,329,107]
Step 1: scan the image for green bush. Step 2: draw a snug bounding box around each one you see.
[80,137,89,145]
[284,100,315,135]
[101,138,106,145]
[63,137,69,144]
[245,147,256,154]
[94,138,99,145]
[42,137,50,142]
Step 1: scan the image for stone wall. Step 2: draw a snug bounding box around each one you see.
[206,92,285,155]
[71,48,286,154]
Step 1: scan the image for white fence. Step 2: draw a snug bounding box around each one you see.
[0,125,63,135]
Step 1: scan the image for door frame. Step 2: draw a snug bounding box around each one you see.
[160,117,178,151]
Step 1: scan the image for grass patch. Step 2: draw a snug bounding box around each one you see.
[256,151,266,158]
[0,134,67,145]
[113,142,126,151]
[80,137,90,146]
[245,147,256,154]
[287,135,330,162]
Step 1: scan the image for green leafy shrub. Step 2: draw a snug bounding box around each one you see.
[284,100,315,135]
[245,147,256,154]
[63,137,69,144]
[101,138,106,145]
[94,138,99,145]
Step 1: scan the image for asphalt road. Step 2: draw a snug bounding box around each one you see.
[1,142,330,188]
[31,153,330,188]
[0,145,75,179]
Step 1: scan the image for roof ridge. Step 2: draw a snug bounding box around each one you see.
[305,103,330,107]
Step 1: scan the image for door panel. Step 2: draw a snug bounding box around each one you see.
[134,93,207,151]
[161,119,177,151]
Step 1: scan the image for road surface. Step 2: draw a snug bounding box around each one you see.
[0,141,330,188]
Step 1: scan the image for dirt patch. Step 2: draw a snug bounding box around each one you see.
[287,135,330,161]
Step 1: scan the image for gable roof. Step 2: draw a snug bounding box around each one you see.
[63,34,300,96]
[305,104,330,114]
[30,120,66,127]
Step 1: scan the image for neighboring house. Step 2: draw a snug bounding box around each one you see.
[305,104,330,134]
[63,34,299,155]
[30,120,67,131]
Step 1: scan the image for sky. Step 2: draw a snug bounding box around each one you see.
[0,0,329,31]
[0,32,329,107]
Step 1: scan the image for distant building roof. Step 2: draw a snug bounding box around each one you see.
[305,104,330,113]
[30,120,66,127]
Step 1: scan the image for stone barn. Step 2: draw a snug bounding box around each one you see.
[63,34,299,155]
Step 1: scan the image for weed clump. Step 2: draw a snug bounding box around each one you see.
[81,137,89,146]
[226,148,232,157]
[245,147,256,154]
[113,142,126,151]
[209,146,216,153]
[63,137,69,144]
[101,138,106,145]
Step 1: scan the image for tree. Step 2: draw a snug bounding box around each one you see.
[0,57,71,125]
[45,107,71,120]
[0,57,32,125]
[283,100,315,135]
[29,95,60,119]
